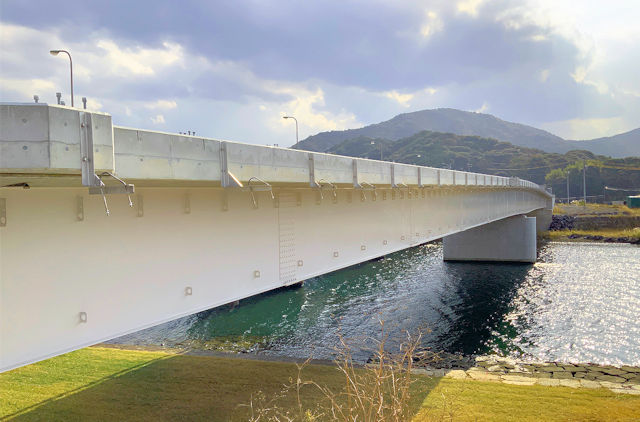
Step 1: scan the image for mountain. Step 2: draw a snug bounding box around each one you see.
[324,131,640,201]
[293,108,640,158]
[565,128,640,157]
[326,131,573,185]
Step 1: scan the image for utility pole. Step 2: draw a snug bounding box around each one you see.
[583,160,587,205]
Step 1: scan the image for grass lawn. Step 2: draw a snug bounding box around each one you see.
[1,347,639,421]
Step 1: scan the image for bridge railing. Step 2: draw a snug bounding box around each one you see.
[0,103,551,198]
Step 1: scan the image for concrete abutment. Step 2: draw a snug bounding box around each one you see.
[443,215,538,263]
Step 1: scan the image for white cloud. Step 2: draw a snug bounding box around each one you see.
[271,87,360,143]
[96,40,184,76]
[382,90,414,107]
[540,116,632,140]
[474,101,490,113]
[0,77,55,99]
[539,69,550,82]
[420,11,444,39]
[144,100,178,110]
[457,0,485,17]
[150,114,166,124]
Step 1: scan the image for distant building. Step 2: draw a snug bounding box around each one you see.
[628,195,640,208]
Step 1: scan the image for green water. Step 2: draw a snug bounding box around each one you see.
[112,242,640,365]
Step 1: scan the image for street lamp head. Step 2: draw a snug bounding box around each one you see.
[49,50,61,56]
[283,116,290,119]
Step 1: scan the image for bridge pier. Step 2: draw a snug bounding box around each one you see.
[443,215,537,263]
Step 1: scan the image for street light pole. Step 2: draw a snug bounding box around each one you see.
[566,169,570,203]
[283,116,298,145]
[583,160,587,205]
[50,49,74,107]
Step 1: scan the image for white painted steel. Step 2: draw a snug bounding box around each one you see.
[0,103,554,372]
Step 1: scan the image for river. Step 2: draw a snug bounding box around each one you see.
[110,242,640,366]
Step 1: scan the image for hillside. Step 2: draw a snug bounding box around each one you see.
[325,131,640,201]
[565,128,640,157]
[293,108,640,158]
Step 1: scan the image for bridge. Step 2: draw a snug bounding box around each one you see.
[0,103,553,372]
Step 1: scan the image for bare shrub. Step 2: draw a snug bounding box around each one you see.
[244,320,429,422]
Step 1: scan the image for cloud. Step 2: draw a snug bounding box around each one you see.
[474,102,490,113]
[144,100,178,110]
[420,11,444,39]
[382,90,414,107]
[96,40,184,76]
[540,116,633,140]
[150,114,165,124]
[457,0,485,17]
[1,0,639,143]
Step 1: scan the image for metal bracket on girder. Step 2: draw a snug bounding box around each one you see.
[80,112,134,216]
[391,163,398,188]
[245,177,274,209]
[219,141,243,188]
[315,179,337,201]
[352,159,361,188]
[358,181,377,201]
[308,154,320,188]
[89,172,135,216]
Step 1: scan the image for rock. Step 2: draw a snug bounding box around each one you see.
[570,366,588,372]
[599,367,627,376]
[538,365,558,372]
[468,371,502,382]
[574,372,586,378]
[445,370,467,379]
[412,368,445,377]
[584,372,605,381]
[579,380,601,389]
[487,365,505,372]
[559,379,581,389]
[627,376,640,384]
[501,375,536,386]
[537,379,561,387]
[532,372,552,378]
[620,366,640,373]
[552,371,574,380]
[596,375,627,383]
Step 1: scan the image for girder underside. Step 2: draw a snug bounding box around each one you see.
[0,185,549,372]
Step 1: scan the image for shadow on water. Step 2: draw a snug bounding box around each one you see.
[435,261,532,355]
[112,243,534,362]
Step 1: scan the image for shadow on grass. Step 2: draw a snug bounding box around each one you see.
[8,353,439,421]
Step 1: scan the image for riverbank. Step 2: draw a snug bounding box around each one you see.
[548,203,640,243]
[2,347,639,421]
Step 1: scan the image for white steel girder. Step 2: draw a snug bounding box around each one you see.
[0,185,549,372]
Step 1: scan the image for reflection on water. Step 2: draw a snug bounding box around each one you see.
[111,242,640,365]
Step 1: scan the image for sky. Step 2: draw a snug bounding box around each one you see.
[1,0,638,146]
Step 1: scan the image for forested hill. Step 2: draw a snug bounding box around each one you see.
[293,108,640,158]
[325,131,640,200]
[295,108,566,153]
